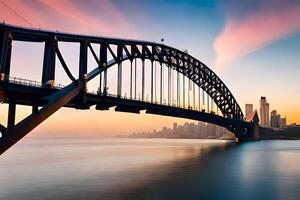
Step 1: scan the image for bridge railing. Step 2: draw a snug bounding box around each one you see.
[89,90,213,113]
[0,75,218,115]
[0,74,64,89]
[0,74,42,87]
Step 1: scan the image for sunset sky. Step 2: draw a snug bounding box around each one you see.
[0,0,299,137]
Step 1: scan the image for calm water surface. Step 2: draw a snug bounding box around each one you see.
[0,138,299,200]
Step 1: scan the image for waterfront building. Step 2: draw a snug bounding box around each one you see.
[270,110,281,128]
[260,97,270,127]
[280,117,287,127]
[245,104,254,121]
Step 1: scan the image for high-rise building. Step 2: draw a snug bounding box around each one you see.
[260,97,270,127]
[245,104,254,121]
[280,117,287,127]
[270,110,281,128]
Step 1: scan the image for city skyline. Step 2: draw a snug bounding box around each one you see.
[0,0,299,137]
[126,121,232,139]
[245,96,289,128]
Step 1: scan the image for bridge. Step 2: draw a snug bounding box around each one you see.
[0,23,259,155]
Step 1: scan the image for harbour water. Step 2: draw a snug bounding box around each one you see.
[0,138,299,200]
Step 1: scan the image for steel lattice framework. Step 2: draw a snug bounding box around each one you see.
[0,24,256,155]
[96,44,244,120]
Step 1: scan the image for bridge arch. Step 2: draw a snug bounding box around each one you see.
[89,43,244,121]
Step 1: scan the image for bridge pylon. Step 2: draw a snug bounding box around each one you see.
[234,111,259,142]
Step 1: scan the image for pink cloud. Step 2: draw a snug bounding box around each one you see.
[0,0,138,38]
[214,0,300,67]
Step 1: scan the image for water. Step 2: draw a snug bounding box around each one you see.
[0,138,299,200]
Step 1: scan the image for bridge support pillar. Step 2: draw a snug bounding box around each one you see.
[0,28,12,79]
[117,45,123,98]
[42,37,56,88]
[232,111,260,142]
[253,121,260,140]
[235,123,260,142]
[32,105,39,114]
[7,100,16,130]
[75,40,89,109]
[100,44,107,96]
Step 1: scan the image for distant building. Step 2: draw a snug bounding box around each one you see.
[260,97,270,127]
[289,123,298,127]
[270,110,281,128]
[245,104,254,121]
[173,122,178,130]
[280,117,287,127]
[162,127,168,132]
[128,121,231,139]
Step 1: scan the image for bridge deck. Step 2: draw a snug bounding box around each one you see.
[0,78,252,130]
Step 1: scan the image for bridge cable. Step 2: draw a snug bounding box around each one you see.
[168,67,170,105]
[171,69,174,106]
[154,61,157,102]
[193,82,195,110]
[207,92,210,113]
[130,61,133,99]
[55,48,76,82]
[151,61,153,103]
[188,79,190,109]
[160,63,163,104]
[135,58,137,99]
[99,70,102,94]
[142,60,145,101]
[177,70,179,107]
[198,84,201,111]
[183,75,185,108]
[202,87,205,110]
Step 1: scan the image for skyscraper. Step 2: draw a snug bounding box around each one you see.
[280,117,287,127]
[260,97,270,127]
[270,110,281,128]
[245,104,254,121]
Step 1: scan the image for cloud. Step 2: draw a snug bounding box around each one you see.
[0,0,138,38]
[214,0,300,67]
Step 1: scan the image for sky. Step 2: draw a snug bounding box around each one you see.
[0,0,299,137]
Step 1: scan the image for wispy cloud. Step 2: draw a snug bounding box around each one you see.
[214,0,300,67]
[0,0,138,38]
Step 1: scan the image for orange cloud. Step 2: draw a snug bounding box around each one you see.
[214,1,300,67]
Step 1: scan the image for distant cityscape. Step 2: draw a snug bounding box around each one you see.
[246,96,288,128]
[118,96,299,140]
[124,121,234,140]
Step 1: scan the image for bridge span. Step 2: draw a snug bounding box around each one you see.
[0,23,258,155]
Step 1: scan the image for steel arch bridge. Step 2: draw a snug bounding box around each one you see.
[0,24,258,155]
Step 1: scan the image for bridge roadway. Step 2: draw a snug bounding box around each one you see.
[0,77,252,135]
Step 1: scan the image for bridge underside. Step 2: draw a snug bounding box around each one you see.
[0,81,255,144]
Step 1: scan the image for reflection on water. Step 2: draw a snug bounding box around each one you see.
[0,138,299,200]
